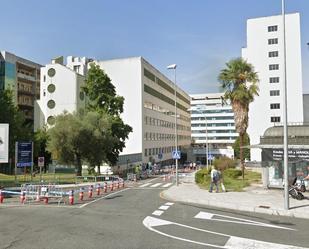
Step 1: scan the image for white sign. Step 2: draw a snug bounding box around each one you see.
[0,124,9,163]
[172,150,181,159]
[38,157,45,167]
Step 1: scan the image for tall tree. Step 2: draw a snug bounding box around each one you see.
[0,89,32,173]
[218,58,259,179]
[83,64,132,172]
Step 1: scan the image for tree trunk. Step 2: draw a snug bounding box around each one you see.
[240,134,245,180]
[97,165,101,175]
[76,154,82,176]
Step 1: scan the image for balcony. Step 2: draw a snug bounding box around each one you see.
[17,72,36,82]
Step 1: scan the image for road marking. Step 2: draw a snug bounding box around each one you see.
[150,183,163,188]
[158,205,170,210]
[79,188,129,208]
[139,183,152,187]
[194,211,295,230]
[152,210,164,216]
[165,202,174,206]
[162,183,173,188]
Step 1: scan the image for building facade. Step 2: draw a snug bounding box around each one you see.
[190,93,237,163]
[95,57,191,167]
[0,51,42,127]
[242,13,304,162]
[35,56,87,130]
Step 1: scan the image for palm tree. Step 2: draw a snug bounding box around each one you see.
[218,58,259,180]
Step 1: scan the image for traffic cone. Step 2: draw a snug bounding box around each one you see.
[20,191,26,204]
[0,190,4,203]
[104,182,107,193]
[96,184,101,196]
[88,185,93,198]
[69,190,74,205]
[79,189,84,201]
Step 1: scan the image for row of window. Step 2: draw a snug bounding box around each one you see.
[191,123,235,127]
[192,130,236,134]
[190,109,233,114]
[144,68,190,105]
[194,137,236,141]
[144,101,190,122]
[191,116,234,121]
[145,116,190,131]
[144,146,173,157]
[144,132,190,141]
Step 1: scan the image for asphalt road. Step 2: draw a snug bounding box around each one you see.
[0,177,308,249]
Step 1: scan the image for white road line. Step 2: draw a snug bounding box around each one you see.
[194,211,295,231]
[150,183,163,188]
[79,188,129,208]
[139,183,151,187]
[162,183,173,188]
[143,216,306,249]
[165,202,174,206]
[158,205,170,211]
[152,210,164,216]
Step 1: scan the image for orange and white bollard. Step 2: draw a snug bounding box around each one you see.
[20,191,26,204]
[96,184,101,196]
[122,180,125,188]
[117,181,120,189]
[110,182,114,192]
[0,190,4,203]
[88,185,93,198]
[69,190,74,205]
[168,174,171,180]
[163,175,166,181]
[79,189,84,201]
[104,182,107,193]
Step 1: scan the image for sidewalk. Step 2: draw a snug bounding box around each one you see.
[162,172,309,219]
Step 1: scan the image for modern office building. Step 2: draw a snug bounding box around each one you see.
[95,57,191,167]
[242,13,304,162]
[190,93,237,163]
[35,56,88,130]
[0,51,42,127]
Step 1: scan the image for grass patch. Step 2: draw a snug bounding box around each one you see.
[197,169,261,192]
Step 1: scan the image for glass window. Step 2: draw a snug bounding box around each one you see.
[47,84,56,93]
[268,25,278,32]
[271,116,281,123]
[47,116,56,125]
[270,90,280,96]
[47,100,56,109]
[270,77,279,83]
[268,38,278,45]
[269,51,279,57]
[47,68,56,77]
[270,103,280,109]
[269,64,279,70]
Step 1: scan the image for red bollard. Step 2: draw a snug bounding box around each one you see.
[69,190,74,205]
[20,191,26,204]
[104,182,107,193]
[110,182,114,192]
[0,190,4,203]
[96,184,101,196]
[44,197,48,204]
[79,189,84,201]
[88,185,93,198]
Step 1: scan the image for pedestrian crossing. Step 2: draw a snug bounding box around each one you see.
[139,182,173,188]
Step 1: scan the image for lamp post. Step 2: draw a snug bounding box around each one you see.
[282,0,289,210]
[167,64,178,186]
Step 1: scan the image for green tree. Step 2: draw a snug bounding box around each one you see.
[233,133,250,161]
[218,58,259,179]
[34,127,52,173]
[83,64,132,172]
[0,89,32,173]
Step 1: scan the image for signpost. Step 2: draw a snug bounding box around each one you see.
[0,124,9,163]
[172,150,181,160]
[38,157,45,181]
[15,141,33,182]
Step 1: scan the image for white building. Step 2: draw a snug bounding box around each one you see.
[35,56,88,129]
[190,93,237,162]
[95,57,191,167]
[242,13,304,161]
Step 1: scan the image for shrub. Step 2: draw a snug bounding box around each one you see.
[223,168,242,179]
[195,168,210,184]
[213,156,237,171]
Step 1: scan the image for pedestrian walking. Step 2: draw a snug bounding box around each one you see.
[209,166,220,193]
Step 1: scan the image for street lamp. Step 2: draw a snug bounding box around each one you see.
[167,64,179,186]
[282,0,289,210]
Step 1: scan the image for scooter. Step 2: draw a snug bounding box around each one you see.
[289,177,305,200]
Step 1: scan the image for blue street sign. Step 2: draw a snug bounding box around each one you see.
[16,141,33,167]
[158,153,163,160]
[208,154,214,160]
[172,150,181,159]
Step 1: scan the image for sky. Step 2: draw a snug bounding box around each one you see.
[1,0,309,94]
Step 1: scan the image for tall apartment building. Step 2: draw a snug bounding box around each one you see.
[190,93,237,163]
[95,57,191,167]
[0,51,42,127]
[242,13,304,161]
[35,56,88,130]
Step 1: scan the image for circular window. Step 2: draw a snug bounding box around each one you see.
[47,116,55,125]
[47,100,56,109]
[47,68,56,77]
[79,91,85,101]
[47,84,56,93]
